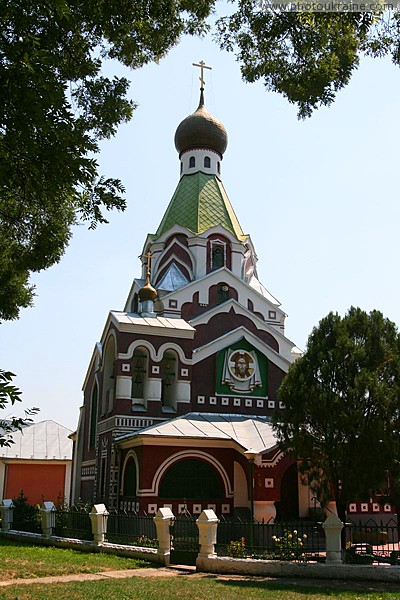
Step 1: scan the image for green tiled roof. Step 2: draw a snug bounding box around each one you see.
[155,172,246,241]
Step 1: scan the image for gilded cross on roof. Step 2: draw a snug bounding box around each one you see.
[144,251,152,276]
[192,60,212,89]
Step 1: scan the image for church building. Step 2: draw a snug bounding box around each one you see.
[71,68,314,522]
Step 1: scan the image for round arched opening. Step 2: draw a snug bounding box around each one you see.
[159,459,224,499]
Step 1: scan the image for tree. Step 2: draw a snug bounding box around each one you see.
[216,5,400,118]
[0,370,38,447]
[272,306,400,520]
[0,0,213,320]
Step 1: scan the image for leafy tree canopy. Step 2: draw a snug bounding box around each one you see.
[0,0,213,321]
[217,5,400,118]
[0,370,39,447]
[273,307,400,518]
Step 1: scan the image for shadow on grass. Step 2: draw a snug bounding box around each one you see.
[200,575,400,596]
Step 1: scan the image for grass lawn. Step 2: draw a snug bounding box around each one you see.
[0,538,152,580]
[2,577,400,600]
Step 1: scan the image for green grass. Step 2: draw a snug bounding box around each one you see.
[0,538,152,580]
[1,577,400,600]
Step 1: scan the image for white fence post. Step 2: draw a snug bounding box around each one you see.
[153,507,174,566]
[196,509,219,559]
[40,501,56,537]
[89,504,109,546]
[0,499,14,531]
[322,511,344,564]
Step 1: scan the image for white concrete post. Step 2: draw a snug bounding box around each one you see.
[40,501,56,537]
[153,507,174,566]
[196,509,219,558]
[89,503,109,546]
[322,511,344,564]
[0,499,14,531]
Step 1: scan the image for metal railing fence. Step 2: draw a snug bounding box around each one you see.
[216,517,325,561]
[106,511,158,547]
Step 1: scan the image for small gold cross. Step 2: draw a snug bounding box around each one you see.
[192,60,212,88]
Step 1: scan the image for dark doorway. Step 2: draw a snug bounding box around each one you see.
[279,463,299,521]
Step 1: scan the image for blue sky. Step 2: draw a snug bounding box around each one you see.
[1,29,399,431]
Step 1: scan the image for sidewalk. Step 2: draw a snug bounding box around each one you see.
[1,565,400,592]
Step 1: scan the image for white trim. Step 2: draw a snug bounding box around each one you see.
[118,341,192,365]
[120,450,139,495]
[154,253,194,283]
[191,298,289,348]
[118,340,156,361]
[192,326,291,372]
[139,449,233,497]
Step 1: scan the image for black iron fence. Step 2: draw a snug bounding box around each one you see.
[216,517,325,562]
[345,518,400,565]
[12,505,42,534]
[106,511,158,548]
[54,508,93,541]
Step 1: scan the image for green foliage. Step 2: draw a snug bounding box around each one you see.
[216,5,400,118]
[12,490,42,533]
[226,537,246,557]
[273,306,400,517]
[270,529,307,562]
[0,370,39,447]
[0,0,215,321]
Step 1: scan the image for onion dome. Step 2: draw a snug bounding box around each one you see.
[138,272,157,302]
[174,89,228,157]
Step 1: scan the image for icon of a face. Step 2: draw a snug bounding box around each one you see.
[236,357,247,377]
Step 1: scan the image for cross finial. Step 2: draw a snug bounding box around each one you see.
[144,251,152,282]
[192,60,212,89]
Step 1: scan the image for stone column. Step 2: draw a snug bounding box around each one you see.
[322,511,344,564]
[116,375,132,400]
[40,501,56,537]
[196,509,219,558]
[89,503,109,546]
[153,507,174,566]
[0,499,14,531]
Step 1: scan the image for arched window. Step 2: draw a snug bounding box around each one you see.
[217,161,221,174]
[161,350,177,410]
[159,459,224,499]
[204,156,211,168]
[123,457,137,497]
[102,336,115,415]
[132,348,148,404]
[180,162,183,173]
[89,383,98,449]
[189,156,195,168]
[217,284,230,304]
[131,293,139,313]
[212,245,225,270]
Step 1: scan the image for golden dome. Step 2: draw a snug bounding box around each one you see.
[174,90,228,158]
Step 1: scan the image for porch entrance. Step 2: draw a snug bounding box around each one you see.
[169,512,199,566]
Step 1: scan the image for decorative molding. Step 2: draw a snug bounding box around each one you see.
[141,449,233,497]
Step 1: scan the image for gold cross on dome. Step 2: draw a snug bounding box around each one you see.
[192,60,212,88]
[144,251,152,276]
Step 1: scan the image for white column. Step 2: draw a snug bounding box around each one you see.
[40,501,56,537]
[116,375,132,399]
[89,503,109,546]
[322,512,343,564]
[196,509,219,559]
[153,507,174,566]
[0,499,14,531]
[254,501,276,523]
[175,381,191,404]
[144,378,162,403]
[188,238,207,280]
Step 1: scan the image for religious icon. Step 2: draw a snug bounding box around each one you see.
[222,348,262,393]
[229,351,254,380]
